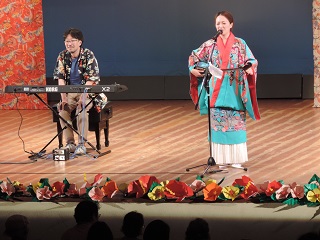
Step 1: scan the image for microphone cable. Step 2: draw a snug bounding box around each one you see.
[0,93,38,164]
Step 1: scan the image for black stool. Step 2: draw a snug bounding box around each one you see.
[52,102,113,150]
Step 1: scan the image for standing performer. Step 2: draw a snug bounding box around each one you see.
[53,28,100,155]
[188,11,260,167]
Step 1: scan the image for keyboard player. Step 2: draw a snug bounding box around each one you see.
[53,28,100,155]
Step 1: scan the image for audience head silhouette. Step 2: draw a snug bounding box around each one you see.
[4,214,29,240]
[121,211,144,239]
[87,221,113,240]
[297,232,320,240]
[185,218,210,240]
[74,200,99,224]
[143,219,170,240]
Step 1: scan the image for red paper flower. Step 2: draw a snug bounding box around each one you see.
[164,180,194,202]
[51,181,65,197]
[128,175,160,198]
[66,184,78,197]
[128,180,146,198]
[233,176,259,199]
[265,180,282,196]
[255,181,269,194]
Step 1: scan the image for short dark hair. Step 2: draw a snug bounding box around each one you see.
[143,220,170,240]
[121,211,144,238]
[185,218,210,240]
[74,200,99,224]
[63,28,84,42]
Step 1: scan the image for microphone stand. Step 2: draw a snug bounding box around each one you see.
[186,63,252,175]
[186,37,222,178]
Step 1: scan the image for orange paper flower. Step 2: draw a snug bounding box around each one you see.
[102,180,118,198]
[203,182,222,202]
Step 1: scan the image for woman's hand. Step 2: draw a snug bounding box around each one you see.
[191,68,205,78]
[245,68,254,75]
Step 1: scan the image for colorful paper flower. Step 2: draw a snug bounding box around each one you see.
[88,186,105,202]
[306,188,320,203]
[66,183,78,197]
[265,180,282,197]
[2,174,320,206]
[101,180,118,198]
[290,182,304,199]
[275,184,291,200]
[189,179,206,192]
[148,185,166,201]
[0,181,16,196]
[222,186,240,201]
[79,182,91,196]
[36,186,53,200]
[128,180,146,198]
[51,181,65,197]
[203,182,222,202]
[164,179,194,202]
[128,175,160,198]
[255,181,269,194]
[233,176,259,199]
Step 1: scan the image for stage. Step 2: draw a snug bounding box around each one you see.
[1,99,320,239]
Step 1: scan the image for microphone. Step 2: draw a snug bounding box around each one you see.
[212,30,222,41]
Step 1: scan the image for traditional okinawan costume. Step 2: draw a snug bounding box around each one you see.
[188,32,260,165]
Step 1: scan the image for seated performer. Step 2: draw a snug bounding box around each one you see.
[53,28,100,155]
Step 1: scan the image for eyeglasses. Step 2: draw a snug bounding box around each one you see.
[64,39,79,44]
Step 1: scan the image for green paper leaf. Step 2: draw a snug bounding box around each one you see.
[39,178,51,189]
[149,182,161,192]
[307,202,320,207]
[283,198,298,206]
[308,174,320,184]
[304,184,319,194]
[26,185,36,197]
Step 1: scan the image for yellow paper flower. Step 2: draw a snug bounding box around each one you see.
[148,186,166,201]
[205,179,217,185]
[222,186,240,201]
[306,188,320,202]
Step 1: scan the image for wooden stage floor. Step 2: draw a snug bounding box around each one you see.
[0,99,319,189]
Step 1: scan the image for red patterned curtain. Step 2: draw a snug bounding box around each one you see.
[314,0,320,107]
[0,0,47,109]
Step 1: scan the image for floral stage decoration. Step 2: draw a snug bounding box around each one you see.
[1,174,320,206]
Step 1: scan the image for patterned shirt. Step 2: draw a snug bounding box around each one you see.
[53,48,100,85]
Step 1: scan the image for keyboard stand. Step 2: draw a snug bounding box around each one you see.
[28,93,110,160]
